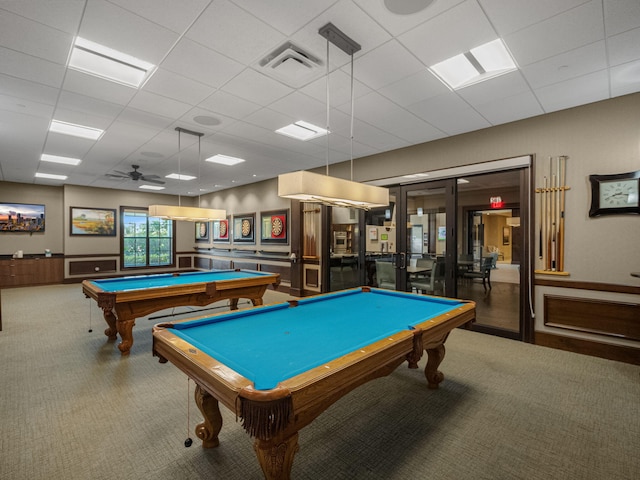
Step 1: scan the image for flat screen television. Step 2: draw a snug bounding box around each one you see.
[0,203,45,232]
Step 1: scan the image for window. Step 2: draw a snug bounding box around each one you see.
[121,207,174,268]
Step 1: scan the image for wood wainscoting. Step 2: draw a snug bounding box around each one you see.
[535,278,640,365]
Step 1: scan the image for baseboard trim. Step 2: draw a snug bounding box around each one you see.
[535,331,640,365]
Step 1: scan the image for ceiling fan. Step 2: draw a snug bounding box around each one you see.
[105,165,165,185]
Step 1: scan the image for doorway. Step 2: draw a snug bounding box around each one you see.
[372,167,532,342]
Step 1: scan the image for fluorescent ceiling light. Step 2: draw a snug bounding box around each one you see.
[429,39,516,90]
[139,185,165,191]
[35,172,67,180]
[457,178,470,184]
[166,173,196,180]
[276,121,328,141]
[205,154,246,166]
[49,120,104,140]
[402,173,429,179]
[69,37,155,88]
[41,153,81,166]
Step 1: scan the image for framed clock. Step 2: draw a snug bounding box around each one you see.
[588,170,640,217]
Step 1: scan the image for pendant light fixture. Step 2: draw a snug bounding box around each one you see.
[149,127,226,222]
[278,23,389,210]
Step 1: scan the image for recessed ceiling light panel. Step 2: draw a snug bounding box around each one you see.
[429,39,517,90]
[69,37,155,88]
[49,119,104,140]
[276,121,328,141]
[139,185,165,190]
[41,153,82,166]
[205,154,245,166]
[35,172,67,180]
[166,173,196,180]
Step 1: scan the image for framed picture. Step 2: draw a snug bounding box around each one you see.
[195,221,209,242]
[233,213,255,243]
[212,217,230,243]
[0,202,45,233]
[503,227,510,245]
[70,207,116,236]
[438,226,446,241]
[260,209,288,244]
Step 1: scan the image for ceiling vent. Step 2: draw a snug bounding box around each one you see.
[258,42,323,88]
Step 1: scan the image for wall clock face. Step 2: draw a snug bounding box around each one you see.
[589,171,640,217]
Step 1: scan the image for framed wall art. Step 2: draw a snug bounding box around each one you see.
[212,217,230,243]
[233,213,255,243]
[260,209,288,244]
[195,221,209,242]
[70,207,116,236]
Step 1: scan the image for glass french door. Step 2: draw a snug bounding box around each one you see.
[397,181,454,298]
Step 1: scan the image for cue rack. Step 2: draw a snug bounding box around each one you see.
[535,156,570,275]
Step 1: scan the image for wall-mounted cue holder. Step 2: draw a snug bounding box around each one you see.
[535,155,571,276]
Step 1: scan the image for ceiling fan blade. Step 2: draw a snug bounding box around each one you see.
[105,173,129,179]
[140,176,165,185]
[141,174,161,179]
[113,170,131,176]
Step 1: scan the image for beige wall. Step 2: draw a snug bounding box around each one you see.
[350,93,640,286]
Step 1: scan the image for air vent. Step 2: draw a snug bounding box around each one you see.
[258,42,323,88]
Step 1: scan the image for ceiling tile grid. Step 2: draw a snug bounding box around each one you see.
[0,0,637,194]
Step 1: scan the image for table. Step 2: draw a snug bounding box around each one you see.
[83,269,280,355]
[153,287,475,479]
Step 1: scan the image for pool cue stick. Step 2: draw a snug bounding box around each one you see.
[550,161,557,271]
[558,156,567,272]
[546,158,552,270]
[539,176,545,260]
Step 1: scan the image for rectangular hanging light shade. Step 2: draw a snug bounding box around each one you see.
[148,205,226,222]
[278,171,389,209]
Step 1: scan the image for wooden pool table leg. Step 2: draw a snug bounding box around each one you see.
[101,308,118,340]
[424,344,446,389]
[254,432,299,480]
[194,384,222,448]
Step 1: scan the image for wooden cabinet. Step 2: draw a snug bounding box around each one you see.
[0,257,63,287]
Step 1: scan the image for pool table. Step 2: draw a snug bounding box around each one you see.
[152,287,475,479]
[83,269,280,355]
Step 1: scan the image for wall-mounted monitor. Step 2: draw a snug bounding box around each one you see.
[0,203,45,232]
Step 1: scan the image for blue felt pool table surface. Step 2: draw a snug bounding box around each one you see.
[89,269,273,292]
[167,287,467,390]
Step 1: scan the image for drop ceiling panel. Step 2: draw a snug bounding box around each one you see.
[521,41,608,90]
[610,59,640,97]
[0,11,72,65]
[221,69,293,105]
[78,0,178,64]
[198,91,262,121]
[355,40,425,90]
[117,107,174,131]
[107,0,210,34]
[505,1,604,67]
[399,1,498,66]
[603,0,640,36]
[353,0,467,37]
[478,0,590,36]
[233,0,339,36]
[187,0,285,65]
[62,69,138,106]
[534,70,609,113]
[0,47,66,87]
[162,38,245,88]
[43,134,96,159]
[456,71,531,106]
[300,69,372,106]
[471,90,544,126]
[267,92,326,122]
[128,91,193,120]
[378,70,449,107]
[56,91,124,125]
[142,69,216,106]
[0,0,85,34]
[0,90,55,119]
[607,27,640,66]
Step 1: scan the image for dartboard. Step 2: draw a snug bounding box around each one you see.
[271,217,283,236]
[219,221,227,237]
[241,219,251,237]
